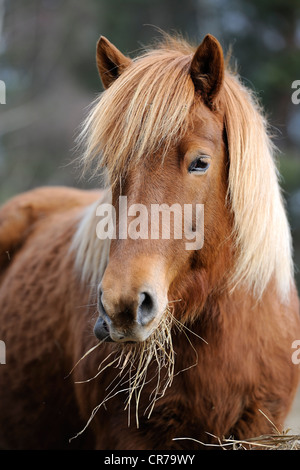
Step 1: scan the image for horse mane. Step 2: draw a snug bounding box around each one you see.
[221,76,293,303]
[78,37,195,185]
[74,35,293,304]
[71,191,111,289]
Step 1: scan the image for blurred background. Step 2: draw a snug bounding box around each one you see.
[0,0,299,288]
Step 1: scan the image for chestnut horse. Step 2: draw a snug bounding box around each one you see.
[0,33,299,450]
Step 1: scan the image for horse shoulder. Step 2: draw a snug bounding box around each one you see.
[0,186,102,270]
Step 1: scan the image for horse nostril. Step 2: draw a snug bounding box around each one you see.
[94,316,113,342]
[137,291,156,326]
[139,291,153,312]
[97,283,159,336]
[97,287,105,315]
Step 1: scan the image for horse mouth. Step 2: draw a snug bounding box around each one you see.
[94,316,139,343]
[100,319,113,342]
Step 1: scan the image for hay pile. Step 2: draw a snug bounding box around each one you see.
[215,432,300,450]
[173,410,300,450]
[173,432,300,450]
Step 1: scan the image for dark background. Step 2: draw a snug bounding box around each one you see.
[0,0,299,289]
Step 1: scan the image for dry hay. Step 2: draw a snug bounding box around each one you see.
[68,310,299,449]
[173,410,300,450]
[174,432,300,450]
[68,305,206,442]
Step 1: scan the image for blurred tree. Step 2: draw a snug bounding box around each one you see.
[195,0,300,153]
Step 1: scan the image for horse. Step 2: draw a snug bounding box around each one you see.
[0,33,299,450]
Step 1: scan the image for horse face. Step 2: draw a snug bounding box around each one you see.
[94,34,229,343]
[94,104,229,343]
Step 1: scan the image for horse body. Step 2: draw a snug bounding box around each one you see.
[0,33,299,449]
[0,188,97,448]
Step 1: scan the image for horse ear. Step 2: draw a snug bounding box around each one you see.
[190,34,224,106]
[96,36,132,89]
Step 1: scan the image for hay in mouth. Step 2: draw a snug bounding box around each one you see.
[69,306,206,442]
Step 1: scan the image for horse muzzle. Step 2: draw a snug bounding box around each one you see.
[93,314,156,343]
[94,286,168,343]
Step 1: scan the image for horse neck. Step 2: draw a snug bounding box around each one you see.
[171,277,286,381]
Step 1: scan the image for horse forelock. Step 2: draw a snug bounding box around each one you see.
[78,42,196,185]
[75,36,294,304]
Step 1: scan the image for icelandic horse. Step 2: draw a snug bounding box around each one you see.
[0,33,299,450]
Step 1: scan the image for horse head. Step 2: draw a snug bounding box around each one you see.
[78,34,292,345]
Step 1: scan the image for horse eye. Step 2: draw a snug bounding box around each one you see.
[188,156,210,174]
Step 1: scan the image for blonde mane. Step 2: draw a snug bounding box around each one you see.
[78,39,195,186]
[222,75,293,302]
[74,36,293,303]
